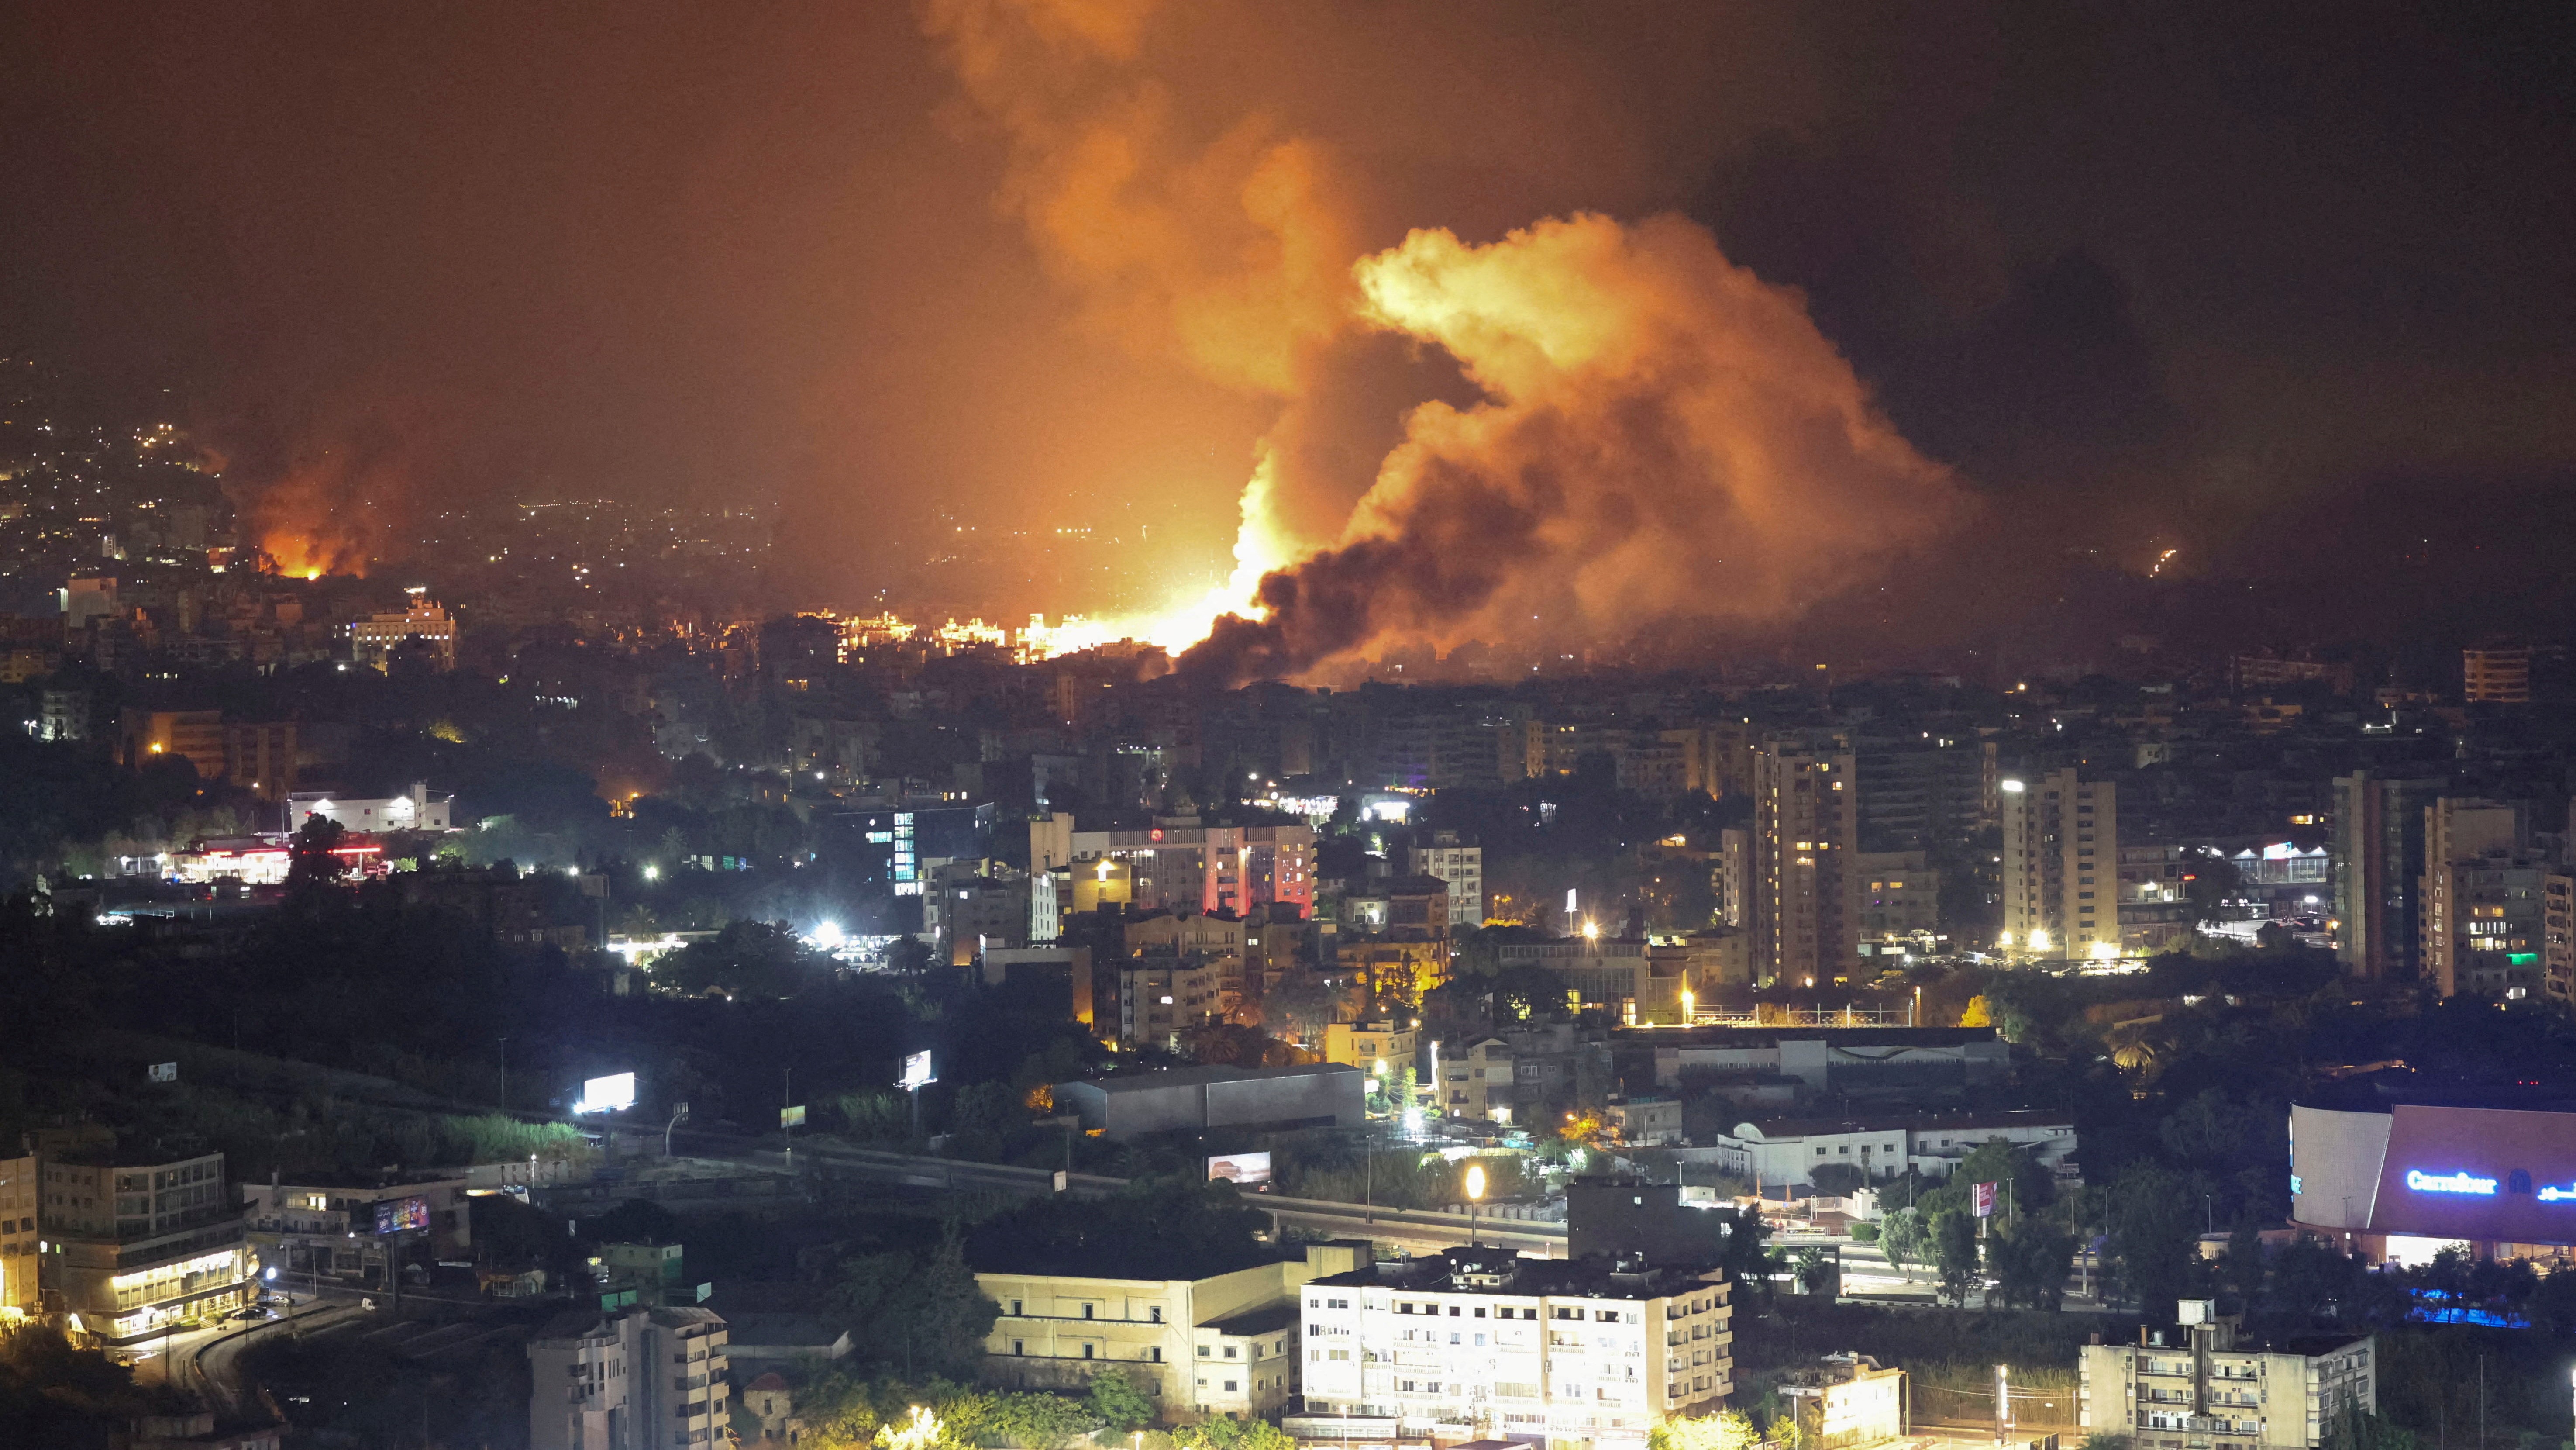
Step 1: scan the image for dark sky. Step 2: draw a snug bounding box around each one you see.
[3,1,2571,619]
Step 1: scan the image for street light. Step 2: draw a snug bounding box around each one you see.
[1465,1164,1487,1247]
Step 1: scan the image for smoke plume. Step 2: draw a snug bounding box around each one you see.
[929,0,1962,679]
[1184,214,1962,680]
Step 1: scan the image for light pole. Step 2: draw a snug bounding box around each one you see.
[1466,1164,1486,1247]
[665,1102,689,1157]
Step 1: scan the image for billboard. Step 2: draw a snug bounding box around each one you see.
[375,1197,430,1235]
[1208,1151,1273,1188]
[2292,1102,2576,1245]
[574,1072,637,1114]
[148,1062,179,1084]
[1971,1181,1998,1217]
[901,1051,937,1091]
[780,1105,806,1129]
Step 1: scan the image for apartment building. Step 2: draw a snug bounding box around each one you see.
[1408,833,1487,928]
[2419,799,2547,998]
[2001,769,2119,960]
[39,1149,252,1343]
[1297,1246,1732,1446]
[241,1174,474,1286]
[976,1242,1362,1422]
[1498,938,1651,1018]
[1751,738,1859,986]
[526,1305,731,1450]
[2079,1305,2371,1450]
[0,1152,35,1318]
[1324,1022,1420,1077]
[1115,953,1224,1051]
[1436,1037,1516,1122]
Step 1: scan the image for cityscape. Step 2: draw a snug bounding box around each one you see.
[2,6,2574,1450]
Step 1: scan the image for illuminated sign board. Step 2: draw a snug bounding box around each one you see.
[2405,1169,2497,1196]
[780,1105,806,1129]
[375,1197,431,1234]
[1208,1152,1272,1188]
[900,1051,936,1091]
[573,1072,637,1114]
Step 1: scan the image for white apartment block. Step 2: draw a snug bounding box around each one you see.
[2080,1307,2371,1450]
[526,1305,730,1450]
[1409,836,1486,928]
[1298,1247,1732,1448]
[1436,1037,1515,1123]
[2001,769,2118,959]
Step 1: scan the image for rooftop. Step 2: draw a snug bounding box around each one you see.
[1202,1302,1299,1337]
[1310,1247,1717,1300]
[1076,1062,1361,1094]
[1727,1109,2072,1140]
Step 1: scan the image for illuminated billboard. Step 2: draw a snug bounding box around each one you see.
[574,1072,637,1114]
[375,1197,430,1235]
[1208,1151,1272,1188]
[900,1051,936,1091]
[2292,1102,2576,1247]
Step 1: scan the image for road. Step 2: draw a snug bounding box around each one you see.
[150,1296,363,1413]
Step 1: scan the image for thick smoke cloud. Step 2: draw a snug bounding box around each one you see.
[1184,214,1962,680]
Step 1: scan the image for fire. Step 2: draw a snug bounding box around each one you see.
[262,532,353,580]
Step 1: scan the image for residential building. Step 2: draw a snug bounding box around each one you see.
[2420,799,2537,998]
[1067,821,1316,917]
[349,596,457,671]
[1605,1096,1683,1146]
[0,1152,36,1319]
[525,1304,730,1450]
[1653,930,1751,996]
[830,802,996,898]
[734,1371,801,1446]
[2079,1305,2371,1450]
[220,720,299,800]
[2547,873,2575,1007]
[288,781,454,834]
[1637,1029,2008,1102]
[1408,833,1486,928]
[1325,1021,1420,1078]
[977,1242,1360,1421]
[2461,646,2532,705]
[240,1174,474,1285]
[1702,1111,2077,1191]
[1715,828,1751,930]
[1853,850,1941,953]
[120,708,225,777]
[1498,937,1651,1017]
[1115,953,1224,1051]
[1435,1037,1515,1122]
[1778,1354,1905,1450]
[1295,1246,1733,1444]
[39,686,90,742]
[2329,772,2445,981]
[38,1148,252,1343]
[2001,769,2119,960]
[1751,738,1859,986]
[1051,1063,1365,1139]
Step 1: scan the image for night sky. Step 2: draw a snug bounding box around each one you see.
[4,1,2571,636]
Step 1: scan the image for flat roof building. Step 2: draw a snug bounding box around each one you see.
[1054,1063,1365,1140]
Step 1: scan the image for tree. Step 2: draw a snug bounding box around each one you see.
[1177,1416,1295,1450]
[1878,1207,1926,1282]
[1650,1410,1759,1450]
[284,815,351,895]
[1715,1207,1775,1301]
[1808,1162,1866,1197]
[2178,847,2241,925]
[825,1228,996,1378]
[1085,1368,1154,1431]
[1929,1208,1981,1306]
[1987,1219,2077,1310]
[1955,1138,2053,1220]
[1794,1246,1841,1298]
[2105,1161,2205,1319]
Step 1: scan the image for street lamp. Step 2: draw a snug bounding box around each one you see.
[1465,1164,1487,1247]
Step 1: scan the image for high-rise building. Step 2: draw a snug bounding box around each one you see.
[2000,769,2119,959]
[1751,738,1858,986]
[2420,798,2544,998]
[1407,832,1485,928]
[2078,1305,2371,1450]
[2330,772,2446,980]
[0,1152,35,1319]
[1715,828,1751,929]
[525,1305,730,1450]
[2462,645,2533,704]
[2545,873,2575,1008]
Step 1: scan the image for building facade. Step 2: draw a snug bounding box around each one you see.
[525,1305,731,1450]
[1751,739,1859,986]
[1408,834,1487,928]
[2001,769,2120,960]
[2079,1307,2372,1450]
[1703,1112,2077,1191]
[39,1150,252,1343]
[1297,1247,1732,1447]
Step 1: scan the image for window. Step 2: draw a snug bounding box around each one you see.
[1224,1381,1238,1392]
[1013,1341,1026,1356]
[1082,1304,1095,1320]
[1198,1346,1211,1357]
[1082,1344,1095,1360]
[1009,1300,1023,1316]
[1224,1346,1238,1359]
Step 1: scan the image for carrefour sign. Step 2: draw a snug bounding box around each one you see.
[2406,1168,2497,1196]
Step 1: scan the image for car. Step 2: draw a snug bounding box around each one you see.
[226,1305,276,1322]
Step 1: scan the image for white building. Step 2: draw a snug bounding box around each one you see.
[1409,834,1486,928]
[2001,769,2119,959]
[1702,1112,2077,1191]
[349,596,457,671]
[289,781,453,834]
[2080,1304,2371,1450]
[1296,1247,1732,1447]
[1436,1037,1516,1123]
[526,1305,729,1450]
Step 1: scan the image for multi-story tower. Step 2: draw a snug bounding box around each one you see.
[1751,738,1858,986]
[1407,832,1486,928]
[2329,772,2445,980]
[2000,769,2119,959]
[1715,828,1751,930]
[37,1148,251,1343]
[1297,1246,1732,1441]
[2420,798,2523,996]
[525,1305,730,1450]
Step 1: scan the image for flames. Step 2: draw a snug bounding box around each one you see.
[925,0,1965,679]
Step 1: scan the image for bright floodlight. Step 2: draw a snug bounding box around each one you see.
[642,865,659,881]
[1466,1165,1487,1201]
[573,1071,637,1114]
[810,921,846,950]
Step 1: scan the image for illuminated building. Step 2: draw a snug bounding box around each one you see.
[1323,1021,1418,1073]
[288,781,453,834]
[1777,1354,1904,1450]
[38,1149,252,1343]
[1066,821,1314,917]
[241,1175,475,1284]
[170,833,385,885]
[2461,644,2532,704]
[1293,1246,1732,1442]
[1498,937,1650,1015]
[1854,849,1941,956]
[2419,798,2541,998]
[526,1305,730,1450]
[0,1151,35,1319]
[977,1243,1354,1422]
[835,802,996,898]
[1751,738,1859,985]
[1116,952,1227,1050]
[2548,874,2575,1007]
[1434,1036,1515,1121]
[38,686,89,742]
[2329,772,2445,980]
[1715,827,1750,929]
[1999,768,2118,961]
[2080,1307,2371,1450]
[1405,832,1485,926]
[347,596,457,671]
[119,707,225,776]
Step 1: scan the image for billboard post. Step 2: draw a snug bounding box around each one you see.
[902,1051,936,1141]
